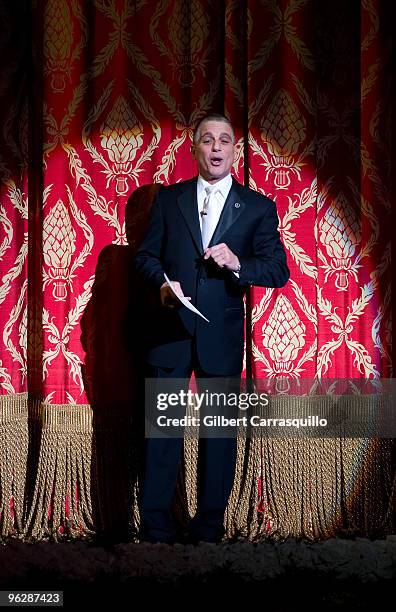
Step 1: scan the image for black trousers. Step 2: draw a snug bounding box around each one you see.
[140,342,238,542]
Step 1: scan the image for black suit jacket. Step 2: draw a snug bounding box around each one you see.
[134,177,289,375]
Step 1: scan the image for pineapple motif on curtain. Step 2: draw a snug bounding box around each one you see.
[0,0,393,541]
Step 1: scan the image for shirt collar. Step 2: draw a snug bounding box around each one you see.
[197,174,233,199]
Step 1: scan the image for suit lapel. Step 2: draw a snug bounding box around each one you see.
[176,177,247,253]
[177,178,203,253]
[209,179,246,247]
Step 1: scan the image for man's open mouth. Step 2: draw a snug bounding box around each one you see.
[210,156,223,166]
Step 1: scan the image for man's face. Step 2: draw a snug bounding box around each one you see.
[192,120,236,183]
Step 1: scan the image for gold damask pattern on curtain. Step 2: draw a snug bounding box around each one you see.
[0,0,394,541]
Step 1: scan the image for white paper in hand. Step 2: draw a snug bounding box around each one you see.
[164,273,210,322]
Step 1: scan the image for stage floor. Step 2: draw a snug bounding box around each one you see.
[1,537,395,610]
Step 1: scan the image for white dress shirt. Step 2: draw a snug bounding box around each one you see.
[197,173,233,233]
[197,174,240,276]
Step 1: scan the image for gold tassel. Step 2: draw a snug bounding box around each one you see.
[0,393,29,539]
[224,393,395,541]
[91,417,141,541]
[224,433,263,540]
[2,392,394,542]
[24,402,94,541]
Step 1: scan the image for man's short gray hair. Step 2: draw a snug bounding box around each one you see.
[193,113,235,144]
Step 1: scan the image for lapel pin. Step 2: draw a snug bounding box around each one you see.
[235,202,240,208]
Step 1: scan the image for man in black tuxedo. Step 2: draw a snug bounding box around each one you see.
[134,113,289,543]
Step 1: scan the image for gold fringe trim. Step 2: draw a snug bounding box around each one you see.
[177,392,396,541]
[0,393,29,539]
[24,402,94,541]
[41,403,93,432]
[224,434,395,541]
[91,420,140,541]
[0,392,29,423]
[225,434,261,539]
[29,401,93,431]
[2,394,395,542]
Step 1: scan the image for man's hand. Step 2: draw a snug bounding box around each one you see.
[160,281,191,308]
[204,243,240,272]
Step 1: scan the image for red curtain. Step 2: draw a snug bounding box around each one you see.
[0,0,393,540]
